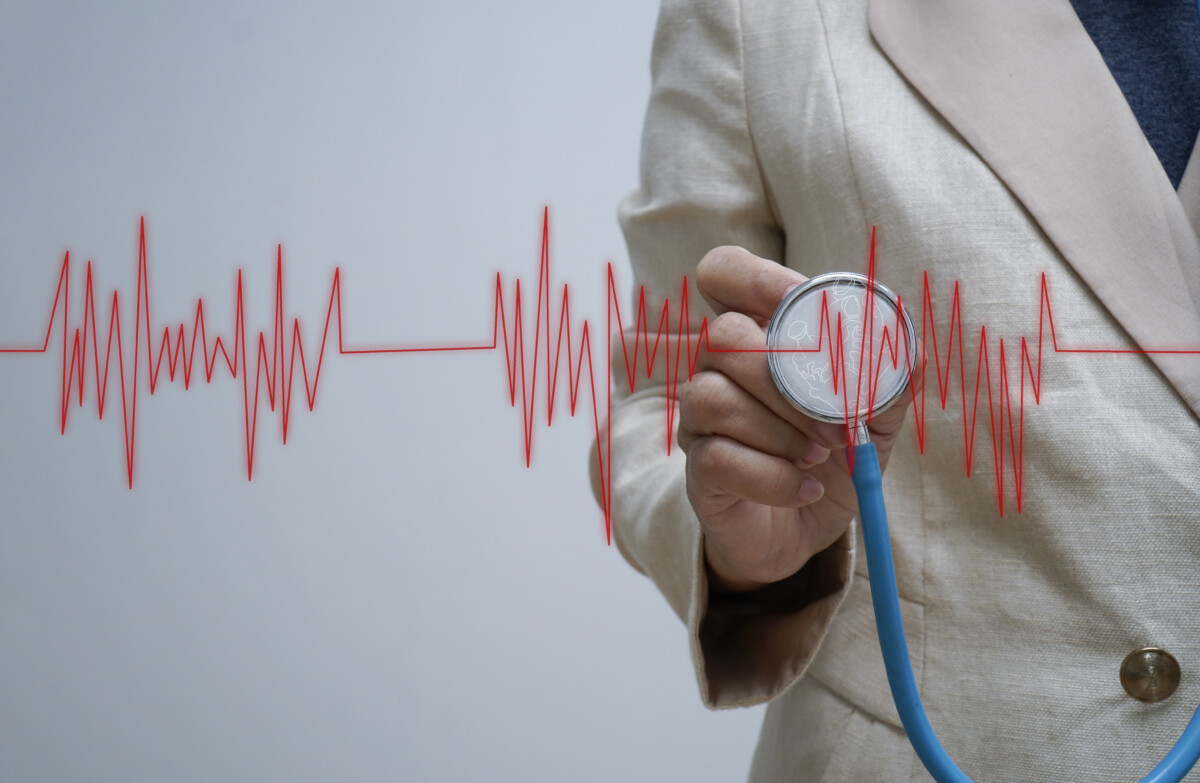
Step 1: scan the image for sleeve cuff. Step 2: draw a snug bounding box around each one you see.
[605,393,855,710]
[689,517,856,709]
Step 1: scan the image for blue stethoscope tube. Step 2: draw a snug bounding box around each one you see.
[850,439,1200,782]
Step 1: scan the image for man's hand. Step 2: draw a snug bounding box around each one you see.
[677,246,918,594]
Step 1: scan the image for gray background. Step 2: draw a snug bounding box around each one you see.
[0,1,765,781]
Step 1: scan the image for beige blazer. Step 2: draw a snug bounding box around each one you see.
[602,0,1200,779]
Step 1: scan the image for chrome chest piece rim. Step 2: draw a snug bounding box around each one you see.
[765,271,918,425]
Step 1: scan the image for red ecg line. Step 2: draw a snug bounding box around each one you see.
[1,212,1194,539]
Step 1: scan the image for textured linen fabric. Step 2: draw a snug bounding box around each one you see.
[601,0,1200,779]
[1067,0,1200,188]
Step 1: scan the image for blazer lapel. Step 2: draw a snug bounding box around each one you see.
[868,0,1200,420]
[1177,139,1200,240]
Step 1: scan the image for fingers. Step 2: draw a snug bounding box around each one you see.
[693,244,927,450]
[678,370,830,468]
[696,246,807,325]
[686,435,824,513]
[697,310,848,448]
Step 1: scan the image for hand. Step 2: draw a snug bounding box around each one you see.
[677,247,919,594]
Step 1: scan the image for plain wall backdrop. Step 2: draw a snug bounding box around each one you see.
[0,1,768,781]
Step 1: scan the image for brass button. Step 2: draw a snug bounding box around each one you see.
[1120,648,1181,702]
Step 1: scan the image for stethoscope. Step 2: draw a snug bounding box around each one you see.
[765,272,1200,783]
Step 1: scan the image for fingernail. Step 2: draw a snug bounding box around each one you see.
[798,441,830,469]
[795,477,824,505]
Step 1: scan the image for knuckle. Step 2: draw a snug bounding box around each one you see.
[767,462,802,504]
[686,436,727,484]
[708,311,753,348]
[683,439,710,487]
[677,381,699,431]
[675,417,691,452]
[679,377,719,452]
[679,372,726,426]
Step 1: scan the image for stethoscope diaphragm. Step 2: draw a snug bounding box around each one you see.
[765,272,917,427]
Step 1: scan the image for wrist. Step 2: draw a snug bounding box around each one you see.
[703,540,774,595]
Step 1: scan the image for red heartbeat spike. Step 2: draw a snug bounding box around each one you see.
[6,216,1200,541]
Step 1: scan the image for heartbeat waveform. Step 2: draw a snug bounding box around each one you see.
[2,212,1195,540]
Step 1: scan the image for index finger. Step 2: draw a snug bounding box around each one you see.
[696,246,807,325]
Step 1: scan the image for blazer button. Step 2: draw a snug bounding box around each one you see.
[1120,648,1181,702]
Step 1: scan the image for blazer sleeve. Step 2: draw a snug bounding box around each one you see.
[599,0,856,709]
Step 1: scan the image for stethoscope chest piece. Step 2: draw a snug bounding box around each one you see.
[765,272,1200,783]
[765,272,917,427]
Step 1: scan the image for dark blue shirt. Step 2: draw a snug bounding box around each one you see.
[1069,0,1200,187]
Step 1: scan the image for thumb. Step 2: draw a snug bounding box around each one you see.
[695,246,806,325]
